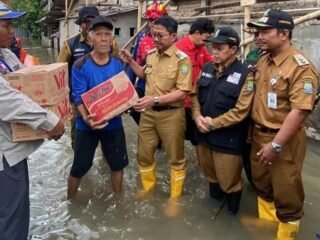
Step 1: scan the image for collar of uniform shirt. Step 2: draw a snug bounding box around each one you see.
[268,45,295,66]
[156,44,175,57]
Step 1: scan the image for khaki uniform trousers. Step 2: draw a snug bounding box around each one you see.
[199,145,244,193]
[138,107,186,170]
[250,127,306,222]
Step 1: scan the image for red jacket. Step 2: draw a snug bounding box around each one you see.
[136,32,155,66]
[175,35,213,108]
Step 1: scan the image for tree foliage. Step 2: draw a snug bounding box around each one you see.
[9,0,47,40]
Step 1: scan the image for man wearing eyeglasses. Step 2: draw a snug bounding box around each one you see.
[120,15,192,218]
[248,9,318,239]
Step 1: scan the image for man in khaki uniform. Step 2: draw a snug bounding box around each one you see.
[248,9,319,240]
[191,27,254,214]
[120,16,192,217]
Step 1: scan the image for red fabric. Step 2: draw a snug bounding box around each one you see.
[175,35,213,108]
[144,1,167,20]
[136,34,155,66]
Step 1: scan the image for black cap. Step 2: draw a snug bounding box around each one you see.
[75,6,99,25]
[88,15,113,32]
[205,27,240,46]
[247,9,294,30]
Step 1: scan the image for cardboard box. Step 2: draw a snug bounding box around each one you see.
[6,63,69,106]
[11,96,70,142]
[81,71,139,122]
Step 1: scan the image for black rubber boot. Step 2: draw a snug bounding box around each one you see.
[226,191,242,215]
[209,183,225,200]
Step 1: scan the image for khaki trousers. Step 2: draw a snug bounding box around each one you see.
[250,127,306,222]
[199,145,244,193]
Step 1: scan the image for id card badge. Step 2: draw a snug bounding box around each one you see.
[268,92,277,109]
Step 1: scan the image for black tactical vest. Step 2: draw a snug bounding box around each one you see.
[197,60,249,155]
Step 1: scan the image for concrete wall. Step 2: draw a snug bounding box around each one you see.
[110,10,137,48]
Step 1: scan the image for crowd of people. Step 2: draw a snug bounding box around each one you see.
[0,2,319,240]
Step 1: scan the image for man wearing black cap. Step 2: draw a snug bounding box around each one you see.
[57,5,100,150]
[191,27,254,214]
[248,9,319,239]
[67,16,129,200]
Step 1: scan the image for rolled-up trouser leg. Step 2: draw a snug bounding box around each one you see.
[0,157,29,240]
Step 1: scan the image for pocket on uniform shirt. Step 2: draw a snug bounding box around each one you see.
[272,76,288,97]
[156,69,177,91]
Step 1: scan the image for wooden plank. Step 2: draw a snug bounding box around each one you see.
[241,0,256,7]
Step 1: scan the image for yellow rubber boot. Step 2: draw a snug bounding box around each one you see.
[258,196,279,222]
[170,168,186,199]
[135,162,156,200]
[165,168,186,218]
[277,221,300,240]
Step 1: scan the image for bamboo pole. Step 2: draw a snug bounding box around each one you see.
[137,0,143,30]
[64,0,75,26]
[65,0,69,38]
[243,5,251,57]
[122,0,172,49]
[240,9,320,47]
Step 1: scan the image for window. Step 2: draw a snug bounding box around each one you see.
[115,28,121,36]
[130,27,135,37]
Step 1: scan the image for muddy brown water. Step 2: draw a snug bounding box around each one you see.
[25,46,320,240]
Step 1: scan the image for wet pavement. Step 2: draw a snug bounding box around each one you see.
[25,46,320,240]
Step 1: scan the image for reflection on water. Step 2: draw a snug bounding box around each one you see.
[25,46,320,240]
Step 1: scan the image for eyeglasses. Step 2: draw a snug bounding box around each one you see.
[152,32,170,39]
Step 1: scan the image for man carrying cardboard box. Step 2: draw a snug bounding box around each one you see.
[0,4,65,239]
[68,16,129,200]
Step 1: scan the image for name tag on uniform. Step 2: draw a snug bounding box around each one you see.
[227,72,241,85]
[267,92,277,109]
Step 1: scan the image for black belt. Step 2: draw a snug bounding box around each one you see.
[254,124,279,133]
[152,106,179,112]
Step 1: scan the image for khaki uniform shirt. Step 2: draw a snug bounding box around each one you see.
[252,45,319,129]
[144,45,192,107]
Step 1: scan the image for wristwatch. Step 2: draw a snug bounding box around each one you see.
[153,96,160,106]
[271,141,282,153]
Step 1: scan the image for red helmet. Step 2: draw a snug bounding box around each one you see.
[144,1,167,20]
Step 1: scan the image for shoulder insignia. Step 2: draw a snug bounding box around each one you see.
[175,50,188,60]
[147,48,157,55]
[294,54,309,66]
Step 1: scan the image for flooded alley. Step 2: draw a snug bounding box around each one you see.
[26,112,320,240]
[17,43,319,240]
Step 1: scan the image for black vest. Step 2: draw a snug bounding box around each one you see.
[67,34,92,102]
[197,60,249,155]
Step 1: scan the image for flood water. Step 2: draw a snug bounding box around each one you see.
[25,46,320,240]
